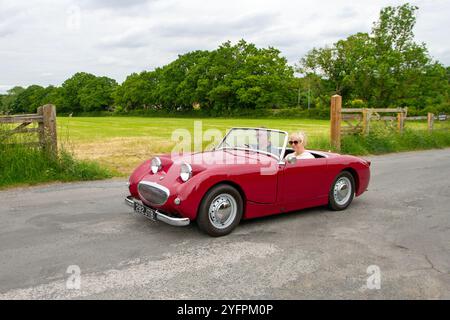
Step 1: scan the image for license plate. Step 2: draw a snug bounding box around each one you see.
[134,202,156,221]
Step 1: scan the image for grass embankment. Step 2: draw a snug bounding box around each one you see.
[0,128,112,189]
[57,116,450,175]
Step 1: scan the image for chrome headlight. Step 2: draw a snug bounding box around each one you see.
[150,157,162,174]
[180,162,192,182]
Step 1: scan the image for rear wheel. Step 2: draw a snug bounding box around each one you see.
[197,184,243,237]
[328,171,355,211]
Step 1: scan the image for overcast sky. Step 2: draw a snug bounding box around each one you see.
[1,0,449,93]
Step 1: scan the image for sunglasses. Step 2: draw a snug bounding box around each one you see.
[289,140,301,145]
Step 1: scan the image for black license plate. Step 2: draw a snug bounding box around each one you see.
[134,202,156,221]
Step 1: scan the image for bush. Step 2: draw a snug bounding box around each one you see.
[406,104,450,116]
[348,99,367,109]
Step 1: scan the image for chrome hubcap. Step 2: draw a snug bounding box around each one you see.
[208,194,237,229]
[333,177,352,206]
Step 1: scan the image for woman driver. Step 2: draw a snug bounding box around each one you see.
[286,131,315,160]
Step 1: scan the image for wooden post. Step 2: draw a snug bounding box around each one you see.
[397,111,404,133]
[362,108,370,136]
[427,113,434,132]
[330,95,342,151]
[37,104,57,157]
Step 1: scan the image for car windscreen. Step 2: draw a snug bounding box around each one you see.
[217,128,287,159]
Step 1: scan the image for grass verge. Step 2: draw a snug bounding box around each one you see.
[341,126,450,155]
[0,136,113,189]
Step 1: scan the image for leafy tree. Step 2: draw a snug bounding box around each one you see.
[181,40,294,112]
[60,72,116,113]
[155,50,210,111]
[11,85,45,113]
[114,40,295,113]
[299,3,448,109]
[60,72,97,113]
[114,71,158,111]
[78,76,117,112]
[1,86,25,114]
[0,94,4,114]
[5,85,62,113]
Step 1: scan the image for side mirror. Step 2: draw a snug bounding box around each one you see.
[287,156,297,165]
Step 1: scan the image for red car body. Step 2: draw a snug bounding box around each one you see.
[127,148,370,223]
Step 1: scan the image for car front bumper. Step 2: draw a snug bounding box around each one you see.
[124,196,190,227]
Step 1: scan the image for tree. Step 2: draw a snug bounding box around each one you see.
[60,72,96,113]
[1,86,25,114]
[299,3,448,109]
[0,94,4,114]
[114,71,159,111]
[78,76,117,112]
[114,40,295,114]
[4,85,62,114]
[184,40,294,112]
[60,72,116,113]
[11,85,45,113]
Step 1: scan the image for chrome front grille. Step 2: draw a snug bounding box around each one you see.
[138,181,170,206]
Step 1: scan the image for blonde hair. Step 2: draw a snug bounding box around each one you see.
[290,131,307,146]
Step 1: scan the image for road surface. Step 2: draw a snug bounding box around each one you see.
[0,148,449,299]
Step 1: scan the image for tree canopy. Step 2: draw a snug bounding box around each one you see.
[299,3,448,110]
[113,40,295,113]
[1,4,449,117]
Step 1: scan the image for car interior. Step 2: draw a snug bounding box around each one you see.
[282,148,326,159]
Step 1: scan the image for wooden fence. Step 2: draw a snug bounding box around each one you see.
[330,95,449,151]
[0,104,57,156]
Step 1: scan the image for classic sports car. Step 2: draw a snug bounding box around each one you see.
[125,127,371,236]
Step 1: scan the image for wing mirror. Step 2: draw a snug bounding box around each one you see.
[287,155,297,165]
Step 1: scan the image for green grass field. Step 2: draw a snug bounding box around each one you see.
[58,117,330,141]
[57,117,331,174]
[56,116,450,175]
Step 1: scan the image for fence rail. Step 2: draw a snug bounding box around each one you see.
[0,104,57,156]
[330,95,448,151]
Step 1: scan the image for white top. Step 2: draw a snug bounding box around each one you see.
[296,151,315,159]
[285,151,315,160]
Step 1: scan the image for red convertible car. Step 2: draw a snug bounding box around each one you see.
[125,127,370,236]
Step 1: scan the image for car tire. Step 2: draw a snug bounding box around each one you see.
[328,171,355,211]
[197,184,243,237]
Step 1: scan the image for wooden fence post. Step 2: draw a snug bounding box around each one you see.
[427,112,434,132]
[37,104,57,157]
[330,95,342,151]
[362,108,370,136]
[397,111,405,133]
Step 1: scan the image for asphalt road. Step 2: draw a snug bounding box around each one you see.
[0,148,449,299]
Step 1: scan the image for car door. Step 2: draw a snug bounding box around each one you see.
[278,157,329,211]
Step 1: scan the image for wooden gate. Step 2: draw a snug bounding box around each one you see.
[0,104,57,156]
[330,95,408,151]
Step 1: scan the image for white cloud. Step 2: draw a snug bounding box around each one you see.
[0,0,449,91]
[0,84,13,93]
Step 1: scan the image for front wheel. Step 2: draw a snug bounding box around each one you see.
[328,171,355,211]
[197,184,243,237]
